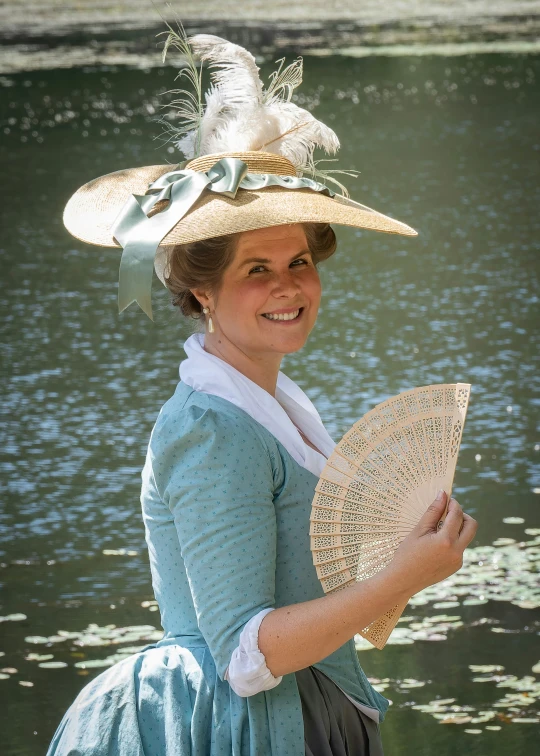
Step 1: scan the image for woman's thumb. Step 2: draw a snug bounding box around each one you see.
[418,490,447,533]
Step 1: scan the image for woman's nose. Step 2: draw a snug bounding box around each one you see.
[271,270,301,296]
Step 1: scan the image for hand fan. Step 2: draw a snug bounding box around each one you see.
[309,383,471,650]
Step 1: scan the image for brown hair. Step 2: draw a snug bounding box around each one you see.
[165,222,337,319]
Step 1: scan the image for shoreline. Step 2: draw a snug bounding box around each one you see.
[1,2,540,73]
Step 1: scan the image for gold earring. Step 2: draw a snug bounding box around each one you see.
[202,307,215,333]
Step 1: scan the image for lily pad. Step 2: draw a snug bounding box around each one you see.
[0,613,27,622]
[38,661,68,669]
[26,653,54,662]
[469,665,505,673]
[440,716,472,724]
[28,623,162,651]
[73,659,115,669]
[24,636,50,645]
[471,713,496,723]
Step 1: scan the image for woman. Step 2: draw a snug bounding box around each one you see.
[48,33,478,756]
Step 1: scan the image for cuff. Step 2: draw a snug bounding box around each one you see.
[224,607,283,697]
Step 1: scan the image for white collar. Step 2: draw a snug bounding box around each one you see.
[179,333,336,476]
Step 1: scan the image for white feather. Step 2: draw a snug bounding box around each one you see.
[201,107,281,155]
[171,33,341,170]
[198,84,229,154]
[188,34,263,109]
[175,84,228,159]
[259,101,339,167]
[175,130,197,159]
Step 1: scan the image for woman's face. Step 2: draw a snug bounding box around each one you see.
[205,224,322,361]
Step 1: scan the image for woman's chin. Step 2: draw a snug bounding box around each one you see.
[264,332,310,355]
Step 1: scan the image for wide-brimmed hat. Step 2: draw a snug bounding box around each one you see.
[62,31,417,319]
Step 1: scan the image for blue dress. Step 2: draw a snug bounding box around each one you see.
[47,382,389,755]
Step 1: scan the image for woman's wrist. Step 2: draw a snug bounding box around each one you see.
[350,566,414,631]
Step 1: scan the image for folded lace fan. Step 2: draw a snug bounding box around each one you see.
[309,383,471,650]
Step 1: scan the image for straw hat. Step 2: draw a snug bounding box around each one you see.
[62,31,417,318]
[64,150,416,281]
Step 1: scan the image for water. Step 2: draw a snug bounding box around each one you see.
[1,53,539,755]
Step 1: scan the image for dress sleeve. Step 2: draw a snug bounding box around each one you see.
[224,607,283,696]
[151,403,282,682]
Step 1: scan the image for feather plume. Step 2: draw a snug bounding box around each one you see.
[156,21,204,156]
[171,84,228,159]
[160,26,346,177]
[189,34,263,110]
[299,159,361,197]
[258,100,340,167]
[264,57,304,104]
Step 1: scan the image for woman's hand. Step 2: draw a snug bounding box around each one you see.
[384,490,478,597]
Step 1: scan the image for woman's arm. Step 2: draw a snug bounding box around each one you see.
[259,492,477,677]
[258,565,410,677]
[151,403,281,681]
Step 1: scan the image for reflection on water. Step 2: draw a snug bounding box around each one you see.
[1,52,539,755]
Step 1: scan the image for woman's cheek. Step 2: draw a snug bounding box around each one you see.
[304,269,322,303]
[237,278,270,309]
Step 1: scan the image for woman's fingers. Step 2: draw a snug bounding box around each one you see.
[433,498,478,550]
[457,512,478,547]
[439,497,463,538]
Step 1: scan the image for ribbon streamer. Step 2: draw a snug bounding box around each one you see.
[111,157,334,320]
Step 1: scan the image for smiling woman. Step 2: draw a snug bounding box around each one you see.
[165,223,336,395]
[47,30,464,756]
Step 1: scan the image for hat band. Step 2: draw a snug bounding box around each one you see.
[111,157,334,320]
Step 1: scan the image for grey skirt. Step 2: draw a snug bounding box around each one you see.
[295,667,385,756]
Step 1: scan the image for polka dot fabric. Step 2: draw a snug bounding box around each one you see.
[46,382,389,756]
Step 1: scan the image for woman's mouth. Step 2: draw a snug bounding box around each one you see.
[261,307,303,322]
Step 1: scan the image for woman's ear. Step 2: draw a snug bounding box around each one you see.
[190,288,211,311]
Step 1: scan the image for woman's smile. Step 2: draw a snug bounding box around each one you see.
[261,306,304,322]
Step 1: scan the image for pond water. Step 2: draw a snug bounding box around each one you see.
[1,51,539,755]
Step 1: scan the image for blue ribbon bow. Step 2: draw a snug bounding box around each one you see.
[111,157,334,320]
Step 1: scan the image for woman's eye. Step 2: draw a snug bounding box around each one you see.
[248,258,308,274]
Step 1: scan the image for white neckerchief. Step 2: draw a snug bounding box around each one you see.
[179,333,336,477]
